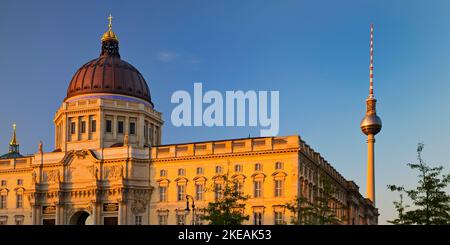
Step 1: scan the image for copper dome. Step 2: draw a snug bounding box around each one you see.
[65,27,153,106]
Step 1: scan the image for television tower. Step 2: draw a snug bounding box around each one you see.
[360,24,382,205]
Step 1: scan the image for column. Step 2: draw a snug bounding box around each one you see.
[55,204,61,225]
[32,205,41,225]
[92,202,98,225]
[366,134,375,205]
[118,201,125,225]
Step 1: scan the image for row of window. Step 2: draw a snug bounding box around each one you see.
[105,120,135,135]
[70,120,97,134]
[160,162,284,177]
[0,179,23,186]
[0,194,23,209]
[158,180,284,202]
[0,215,24,225]
[156,211,285,225]
[1,179,25,209]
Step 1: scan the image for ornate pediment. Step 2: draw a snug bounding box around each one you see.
[60,150,98,166]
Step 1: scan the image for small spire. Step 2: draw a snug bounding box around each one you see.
[9,123,19,153]
[10,123,17,146]
[369,24,375,99]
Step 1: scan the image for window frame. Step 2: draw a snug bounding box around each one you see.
[117,121,124,134]
[106,119,112,133]
[129,122,136,135]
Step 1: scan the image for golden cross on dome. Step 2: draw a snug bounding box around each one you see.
[108,14,113,30]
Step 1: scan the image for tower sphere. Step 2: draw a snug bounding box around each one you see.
[360,114,382,135]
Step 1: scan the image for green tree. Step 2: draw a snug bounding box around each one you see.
[312,178,341,225]
[387,194,411,225]
[285,195,314,225]
[200,174,250,225]
[388,143,450,225]
[286,177,342,225]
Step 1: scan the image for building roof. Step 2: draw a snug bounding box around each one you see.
[0,151,23,159]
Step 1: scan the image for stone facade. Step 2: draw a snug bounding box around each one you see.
[0,134,377,225]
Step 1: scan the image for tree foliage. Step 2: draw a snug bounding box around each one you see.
[388,143,450,225]
[286,177,342,225]
[200,174,250,225]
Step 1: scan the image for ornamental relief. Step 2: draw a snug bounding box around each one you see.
[131,199,146,214]
[87,165,99,180]
[43,170,61,183]
[74,150,88,159]
[131,189,150,214]
[104,165,123,179]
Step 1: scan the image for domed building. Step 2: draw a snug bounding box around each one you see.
[0,16,378,225]
[55,16,162,152]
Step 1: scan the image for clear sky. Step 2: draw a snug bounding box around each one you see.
[1,0,450,224]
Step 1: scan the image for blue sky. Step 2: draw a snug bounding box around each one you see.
[1,0,450,224]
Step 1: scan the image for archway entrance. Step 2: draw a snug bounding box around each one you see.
[69,211,93,225]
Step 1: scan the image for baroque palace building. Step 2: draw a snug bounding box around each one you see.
[0,17,378,225]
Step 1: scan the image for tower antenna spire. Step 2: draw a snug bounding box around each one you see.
[369,23,374,98]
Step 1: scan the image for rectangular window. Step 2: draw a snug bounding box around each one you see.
[106,120,112,133]
[254,212,263,225]
[195,184,204,201]
[159,186,167,202]
[234,164,242,172]
[160,169,167,177]
[215,166,222,174]
[17,179,23,186]
[117,121,124,134]
[196,167,203,175]
[178,168,185,176]
[275,162,283,170]
[0,195,6,209]
[129,122,136,135]
[0,217,7,225]
[70,122,76,134]
[91,120,97,132]
[176,214,185,225]
[274,211,284,225]
[158,214,168,225]
[80,121,86,133]
[254,181,262,198]
[144,124,148,140]
[135,216,142,225]
[214,184,223,200]
[1,180,7,186]
[255,163,262,171]
[177,185,185,201]
[275,180,283,197]
[16,194,23,208]
[235,182,243,194]
[195,215,203,225]
[15,219,23,225]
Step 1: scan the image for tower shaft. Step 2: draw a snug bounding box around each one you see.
[366,134,375,204]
